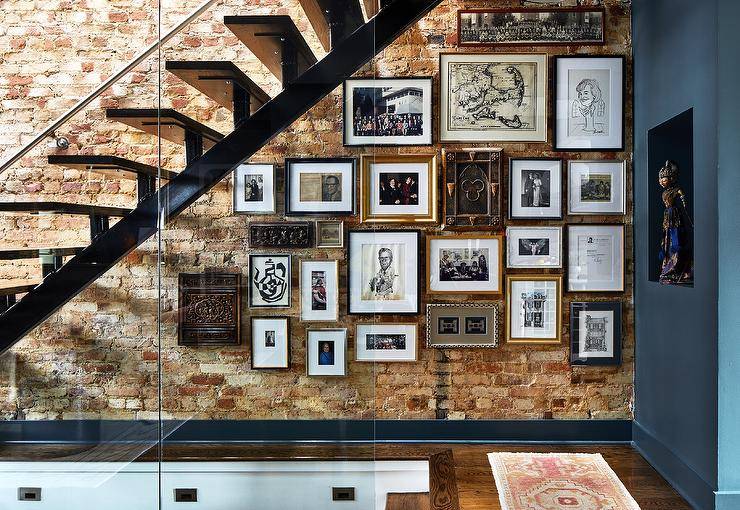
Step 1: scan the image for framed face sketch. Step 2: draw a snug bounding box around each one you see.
[343,77,433,146]
[443,149,503,229]
[315,220,344,248]
[439,53,547,143]
[360,154,438,224]
[250,317,290,369]
[348,230,420,315]
[426,303,500,348]
[300,260,339,322]
[285,158,355,216]
[509,158,563,219]
[567,160,626,215]
[506,226,562,269]
[306,328,347,376]
[570,302,622,366]
[248,254,292,308]
[567,224,625,292]
[355,323,418,362]
[554,55,625,151]
[506,275,562,344]
[426,235,503,295]
[233,163,275,214]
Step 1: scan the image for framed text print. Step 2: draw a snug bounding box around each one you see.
[567,224,625,292]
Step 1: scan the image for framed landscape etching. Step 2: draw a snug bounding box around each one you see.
[306,328,347,377]
[315,220,344,248]
[439,53,547,143]
[426,235,503,295]
[506,226,562,269]
[570,301,622,366]
[285,158,355,215]
[300,260,339,322]
[250,317,290,369]
[506,275,562,344]
[567,224,625,292]
[509,158,563,219]
[443,149,503,229]
[426,303,500,348]
[248,254,292,308]
[355,323,418,362]
[567,160,626,215]
[233,163,275,214]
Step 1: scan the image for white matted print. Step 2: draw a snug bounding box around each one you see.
[250,317,289,369]
[355,323,418,362]
[570,301,622,365]
[506,226,562,268]
[567,224,625,292]
[568,160,626,215]
[509,159,562,219]
[506,276,562,344]
[306,329,347,376]
[233,163,275,214]
[300,260,339,322]
[286,158,355,215]
[427,235,502,294]
[248,254,291,308]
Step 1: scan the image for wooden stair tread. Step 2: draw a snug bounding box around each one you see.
[0,247,85,260]
[48,155,177,181]
[385,493,430,510]
[0,280,40,296]
[364,0,380,19]
[0,202,131,217]
[106,108,224,149]
[298,0,365,51]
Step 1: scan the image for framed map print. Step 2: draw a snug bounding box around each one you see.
[285,158,355,215]
[570,301,622,366]
[439,53,547,143]
[567,224,625,292]
[567,160,626,215]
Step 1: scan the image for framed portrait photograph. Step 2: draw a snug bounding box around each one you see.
[426,235,503,295]
[570,301,622,366]
[250,317,290,369]
[300,260,339,322]
[439,53,547,143]
[359,154,438,224]
[509,158,563,219]
[426,303,500,348]
[567,160,626,215]
[506,275,562,344]
[554,55,625,151]
[355,323,418,362]
[343,77,433,146]
[443,149,503,229]
[348,230,420,315]
[567,224,625,292]
[248,254,292,308]
[306,328,347,377]
[506,226,562,269]
[285,158,355,216]
[233,163,275,214]
[315,220,344,248]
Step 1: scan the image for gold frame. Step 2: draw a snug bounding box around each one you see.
[426,234,504,295]
[359,154,439,224]
[299,259,340,322]
[354,322,419,363]
[315,220,344,248]
[505,275,562,345]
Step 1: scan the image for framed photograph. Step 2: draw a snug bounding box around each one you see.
[359,154,438,224]
[439,53,547,143]
[233,163,275,214]
[443,149,503,229]
[249,222,312,249]
[348,230,420,315]
[567,160,626,215]
[426,235,503,295]
[506,226,562,269]
[250,317,290,369]
[355,323,418,362]
[426,303,500,348]
[248,254,292,308]
[458,8,605,46]
[554,55,625,151]
[343,77,433,146]
[509,158,563,219]
[306,328,347,376]
[570,301,622,366]
[315,220,344,248]
[506,275,562,344]
[567,224,625,292]
[300,260,339,322]
[285,158,355,215]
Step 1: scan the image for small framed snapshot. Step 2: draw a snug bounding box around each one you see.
[233,163,275,214]
[360,154,438,224]
[567,160,626,215]
[355,323,418,362]
[248,254,292,308]
[426,303,500,348]
[285,158,355,216]
[570,301,622,366]
[439,53,547,143]
[343,77,433,146]
[315,220,344,248]
[567,224,625,292]
[250,317,290,369]
[300,260,339,322]
[506,275,562,344]
[554,55,625,151]
[348,230,420,315]
[306,328,347,377]
[509,158,563,219]
[426,234,503,295]
[506,226,562,269]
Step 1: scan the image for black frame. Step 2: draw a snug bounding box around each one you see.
[553,55,626,152]
[343,76,434,147]
[284,157,356,216]
[565,223,626,293]
[248,253,293,309]
[347,229,421,316]
[508,157,564,220]
[570,301,622,366]
[250,316,291,370]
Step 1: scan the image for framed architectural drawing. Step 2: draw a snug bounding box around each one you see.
[355,323,418,362]
[567,160,626,215]
[439,53,547,143]
[426,235,503,295]
[506,275,562,344]
[567,224,625,292]
[300,260,339,322]
[509,158,563,219]
[178,273,241,346]
[248,254,292,308]
[426,303,500,348]
[306,328,347,377]
[570,301,622,366]
[285,158,355,216]
[506,226,562,269]
[315,220,344,248]
[233,163,275,214]
[443,149,503,229]
[250,317,290,369]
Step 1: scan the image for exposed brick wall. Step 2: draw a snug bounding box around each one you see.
[0,0,634,421]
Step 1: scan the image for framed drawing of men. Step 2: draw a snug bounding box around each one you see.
[443,149,503,229]
[233,163,276,214]
[285,158,356,216]
[509,158,563,219]
[426,234,503,295]
[347,230,420,315]
[570,301,622,366]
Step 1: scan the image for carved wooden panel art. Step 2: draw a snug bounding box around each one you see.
[178,273,241,346]
[443,149,502,229]
[248,222,312,248]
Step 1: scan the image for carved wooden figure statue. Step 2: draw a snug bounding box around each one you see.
[658,160,694,285]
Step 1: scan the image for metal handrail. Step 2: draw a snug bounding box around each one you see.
[0,0,220,174]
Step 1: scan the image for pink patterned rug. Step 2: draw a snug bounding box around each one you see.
[488,452,641,510]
